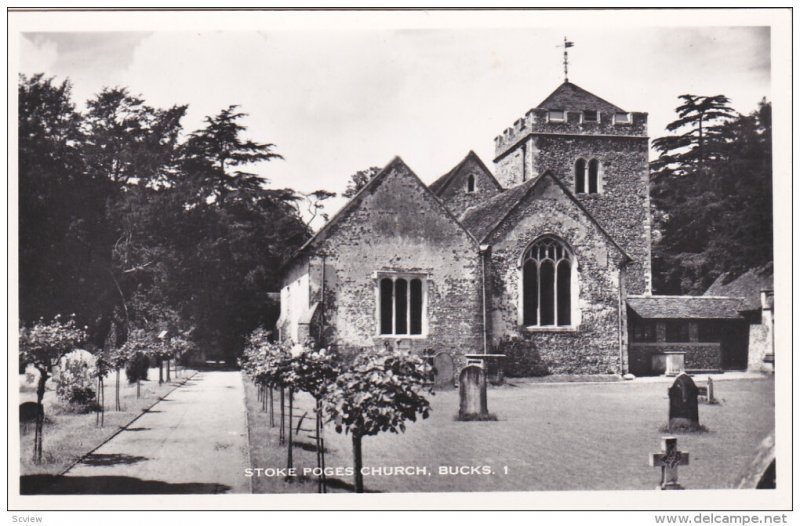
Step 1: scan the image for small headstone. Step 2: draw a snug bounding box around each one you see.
[623,373,636,381]
[650,436,689,490]
[432,352,455,389]
[458,365,488,419]
[668,373,699,431]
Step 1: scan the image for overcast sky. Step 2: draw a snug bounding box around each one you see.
[17,14,771,227]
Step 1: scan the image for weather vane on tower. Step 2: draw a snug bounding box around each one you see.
[561,37,574,82]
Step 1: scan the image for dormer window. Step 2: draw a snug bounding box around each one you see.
[613,112,631,125]
[583,110,598,123]
[467,174,475,193]
[547,110,566,123]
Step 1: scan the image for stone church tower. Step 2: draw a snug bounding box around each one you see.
[492,81,652,295]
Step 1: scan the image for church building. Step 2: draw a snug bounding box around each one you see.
[277,80,755,378]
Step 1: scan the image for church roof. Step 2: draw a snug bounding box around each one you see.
[459,177,539,240]
[429,150,502,195]
[293,156,478,258]
[704,263,773,312]
[458,171,631,261]
[537,81,625,113]
[627,295,744,320]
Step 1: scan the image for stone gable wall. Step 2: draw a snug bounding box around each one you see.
[437,160,502,218]
[485,176,626,374]
[309,165,484,364]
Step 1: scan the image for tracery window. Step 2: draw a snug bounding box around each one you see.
[522,237,574,327]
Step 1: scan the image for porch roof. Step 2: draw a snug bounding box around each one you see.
[627,295,744,320]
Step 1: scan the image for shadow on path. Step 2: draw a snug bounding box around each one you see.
[21,474,232,495]
[81,453,149,467]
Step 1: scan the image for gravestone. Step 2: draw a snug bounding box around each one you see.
[458,365,488,419]
[650,436,690,490]
[668,373,699,431]
[432,352,455,389]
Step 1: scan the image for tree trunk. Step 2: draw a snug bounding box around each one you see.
[98,377,105,427]
[166,359,171,382]
[158,358,163,385]
[269,387,274,427]
[115,368,121,411]
[279,387,285,445]
[287,389,294,472]
[352,432,364,493]
[34,369,48,464]
[315,399,326,493]
[137,379,141,399]
[96,377,101,426]
[101,377,105,426]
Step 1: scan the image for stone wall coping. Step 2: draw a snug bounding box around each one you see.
[523,325,579,333]
[630,342,721,347]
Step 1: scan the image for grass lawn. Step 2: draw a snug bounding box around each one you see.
[19,366,196,477]
[243,374,774,493]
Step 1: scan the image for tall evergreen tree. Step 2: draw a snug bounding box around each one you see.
[650,95,772,294]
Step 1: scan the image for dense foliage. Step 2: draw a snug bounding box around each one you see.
[18,315,87,461]
[19,74,314,362]
[323,347,433,438]
[650,95,772,294]
[342,166,381,198]
[54,358,97,408]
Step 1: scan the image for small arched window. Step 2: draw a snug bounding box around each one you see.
[576,158,600,194]
[522,237,574,327]
[588,159,599,194]
[575,159,586,194]
[467,174,475,193]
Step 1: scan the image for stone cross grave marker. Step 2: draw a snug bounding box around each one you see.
[668,372,699,431]
[650,436,689,490]
[459,365,488,419]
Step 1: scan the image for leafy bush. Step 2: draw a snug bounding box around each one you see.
[54,358,96,407]
[125,352,150,383]
[492,336,549,377]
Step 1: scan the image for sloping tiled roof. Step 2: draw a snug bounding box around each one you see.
[429,150,501,195]
[704,263,773,312]
[458,172,631,261]
[627,295,744,320]
[537,81,625,113]
[459,177,539,240]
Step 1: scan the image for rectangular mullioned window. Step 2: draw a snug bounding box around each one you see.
[378,273,427,336]
[582,110,598,123]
